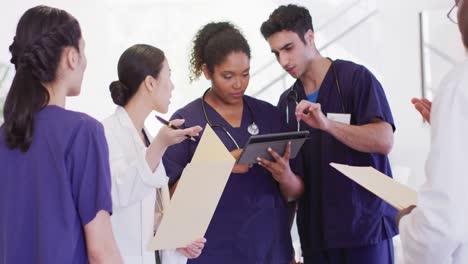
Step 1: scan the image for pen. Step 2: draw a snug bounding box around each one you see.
[155,115,197,142]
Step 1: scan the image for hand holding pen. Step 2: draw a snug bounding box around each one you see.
[155,115,202,143]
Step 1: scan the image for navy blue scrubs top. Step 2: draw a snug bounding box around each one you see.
[0,106,112,264]
[163,95,299,264]
[277,60,398,254]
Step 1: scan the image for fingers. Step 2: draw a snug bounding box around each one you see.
[411,98,432,111]
[267,147,283,162]
[167,120,203,139]
[421,98,432,109]
[283,141,292,160]
[182,125,202,137]
[189,238,206,249]
[410,98,420,105]
[414,103,431,123]
[169,118,185,127]
[258,144,290,168]
[295,100,312,113]
[257,154,283,177]
[186,245,202,257]
[179,238,206,259]
[396,205,417,226]
[295,100,313,120]
[296,103,321,119]
[178,247,200,259]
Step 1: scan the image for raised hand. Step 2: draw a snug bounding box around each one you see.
[411,98,432,124]
[295,100,329,131]
[156,119,203,147]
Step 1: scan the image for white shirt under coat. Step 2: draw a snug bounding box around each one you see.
[102,106,186,264]
[400,59,468,264]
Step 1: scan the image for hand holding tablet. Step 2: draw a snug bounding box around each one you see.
[237,131,309,164]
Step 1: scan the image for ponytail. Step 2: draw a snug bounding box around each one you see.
[2,6,81,152]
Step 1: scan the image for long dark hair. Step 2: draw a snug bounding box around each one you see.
[3,5,82,152]
[109,44,165,106]
[189,22,251,82]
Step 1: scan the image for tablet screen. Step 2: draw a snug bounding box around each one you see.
[237,131,309,164]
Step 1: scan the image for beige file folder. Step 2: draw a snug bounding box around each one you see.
[330,163,417,210]
[148,125,236,250]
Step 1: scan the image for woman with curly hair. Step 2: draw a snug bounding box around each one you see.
[162,21,304,264]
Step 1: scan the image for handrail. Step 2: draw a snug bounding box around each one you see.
[318,9,378,51]
[251,8,378,97]
[315,0,362,32]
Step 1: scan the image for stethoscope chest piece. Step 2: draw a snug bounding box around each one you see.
[247,122,259,136]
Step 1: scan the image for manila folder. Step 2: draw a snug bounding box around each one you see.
[330,162,417,210]
[148,124,235,250]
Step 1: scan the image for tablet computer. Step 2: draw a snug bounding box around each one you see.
[237,130,309,164]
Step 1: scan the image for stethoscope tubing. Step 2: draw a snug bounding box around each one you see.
[201,88,258,149]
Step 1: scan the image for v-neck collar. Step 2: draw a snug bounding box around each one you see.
[296,64,335,103]
[201,96,248,129]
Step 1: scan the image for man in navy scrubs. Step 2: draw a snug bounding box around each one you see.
[260,4,397,264]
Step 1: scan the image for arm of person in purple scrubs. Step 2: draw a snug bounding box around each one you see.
[84,210,123,264]
[411,97,432,124]
[257,142,304,201]
[295,100,393,155]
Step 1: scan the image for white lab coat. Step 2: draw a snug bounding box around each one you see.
[400,59,468,264]
[102,107,187,264]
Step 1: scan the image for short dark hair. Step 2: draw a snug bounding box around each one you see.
[189,22,250,82]
[109,44,166,106]
[260,4,314,43]
[4,5,82,152]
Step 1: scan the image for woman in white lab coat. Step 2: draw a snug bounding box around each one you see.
[102,44,205,264]
[397,0,468,263]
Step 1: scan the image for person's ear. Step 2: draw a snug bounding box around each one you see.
[143,75,156,93]
[304,29,314,46]
[65,47,79,70]
[202,64,212,80]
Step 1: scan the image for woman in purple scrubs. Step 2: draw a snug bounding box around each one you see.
[162,22,304,264]
[0,6,122,264]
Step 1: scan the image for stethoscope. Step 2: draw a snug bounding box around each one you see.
[201,88,259,149]
[285,58,346,131]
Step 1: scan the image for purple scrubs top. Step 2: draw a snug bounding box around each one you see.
[0,105,112,264]
[277,60,398,253]
[163,95,299,264]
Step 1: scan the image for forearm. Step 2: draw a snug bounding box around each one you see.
[85,211,123,264]
[146,134,168,172]
[277,171,304,201]
[324,120,393,155]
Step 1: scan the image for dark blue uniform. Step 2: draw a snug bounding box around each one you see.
[277,60,398,264]
[163,95,299,264]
